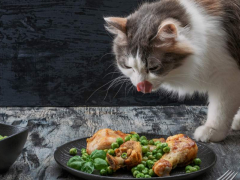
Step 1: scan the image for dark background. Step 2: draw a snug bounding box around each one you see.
[0,0,207,106]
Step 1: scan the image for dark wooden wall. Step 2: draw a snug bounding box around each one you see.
[0,0,207,106]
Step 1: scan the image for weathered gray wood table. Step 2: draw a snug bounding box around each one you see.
[0,106,240,180]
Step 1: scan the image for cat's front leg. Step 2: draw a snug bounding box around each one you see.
[194,89,240,142]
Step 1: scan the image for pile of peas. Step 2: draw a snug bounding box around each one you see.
[128,134,171,178]
[185,158,202,173]
[100,133,171,178]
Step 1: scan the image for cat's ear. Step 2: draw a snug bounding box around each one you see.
[104,17,127,35]
[152,19,193,55]
[156,19,178,44]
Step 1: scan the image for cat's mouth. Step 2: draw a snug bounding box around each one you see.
[137,81,153,94]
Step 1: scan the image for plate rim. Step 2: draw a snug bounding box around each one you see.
[54,133,217,179]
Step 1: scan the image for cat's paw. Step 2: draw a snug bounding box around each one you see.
[232,111,240,130]
[194,125,227,142]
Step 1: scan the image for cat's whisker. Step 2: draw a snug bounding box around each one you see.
[103,72,120,78]
[106,63,117,71]
[98,53,114,62]
[113,82,126,99]
[127,85,134,96]
[125,82,132,97]
[86,78,118,102]
[103,76,128,101]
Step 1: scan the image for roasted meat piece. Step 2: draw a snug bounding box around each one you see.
[86,129,128,154]
[153,134,198,177]
[107,141,142,171]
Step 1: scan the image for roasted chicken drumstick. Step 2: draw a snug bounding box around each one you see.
[153,134,198,177]
[107,140,142,171]
[86,129,128,154]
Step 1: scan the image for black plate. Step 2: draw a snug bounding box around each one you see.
[54,134,217,180]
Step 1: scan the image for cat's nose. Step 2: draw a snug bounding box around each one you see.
[137,81,153,94]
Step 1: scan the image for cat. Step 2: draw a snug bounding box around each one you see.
[104,0,240,142]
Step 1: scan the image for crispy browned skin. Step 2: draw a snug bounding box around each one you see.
[153,138,166,143]
[153,134,198,177]
[86,129,128,154]
[107,141,142,171]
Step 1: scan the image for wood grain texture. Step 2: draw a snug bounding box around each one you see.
[0,0,207,106]
[0,107,240,180]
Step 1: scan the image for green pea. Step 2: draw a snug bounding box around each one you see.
[100,168,108,176]
[153,159,158,162]
[148,140,154,145]
[142,146,149,153]
[83,153,89,157]
[185,165,192,171]
[104,149,108,153]
[152,153,157,159]
[133,170,140,177]
[107,149,115,156]
[69,148,77,155]
[82,154,89,160]
[156,153,162,159]
[142,168,149,175]
[193,158,202,165]
[149,169,155,177]
[141,140,149,146]
[136,173,145,178]
[145,175,151,178]
[186,170,191,173]
[105,157,109,165]
[131,166,138,173]
[130,137,138,141]
[148,155,154,160]
[147,160,154,169]
[121,152,128,159]
[154,141,161,145]
[139,136,147,141]
[194,165,200,171]
[116,137,124,146]
[132,134,140,140]
[81,148,86,154]
[141,161,147,167]
[161,143,168,148]
[152,149,158,155]
[156,143,162,150]
[163,147,170,153]
[146,152,152,156]
[142,156,148,161]
[137,164,145,172]
[190,167,198,172]
[158,149,164,154]
[111,142,119,149]
[125,135,131,142]
[107,166,113,175]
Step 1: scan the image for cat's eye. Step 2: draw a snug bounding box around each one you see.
[124,64,132,69]
[149,66,159,71]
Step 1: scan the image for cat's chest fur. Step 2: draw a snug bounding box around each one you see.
[194,0,240,68]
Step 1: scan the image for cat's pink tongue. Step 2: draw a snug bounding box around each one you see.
[137,81,153,94]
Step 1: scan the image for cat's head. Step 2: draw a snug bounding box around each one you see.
[104,1,193,93]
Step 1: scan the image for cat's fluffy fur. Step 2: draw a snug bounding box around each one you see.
[104,0,240,142]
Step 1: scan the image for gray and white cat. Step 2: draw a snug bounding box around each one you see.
[104,0,240,142]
